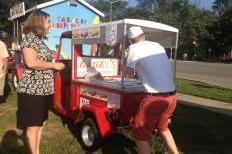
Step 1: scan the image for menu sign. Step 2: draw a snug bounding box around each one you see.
[10,2,25,20]
[73,27,100,39]
[77,57,118,77]
[106,24,117,46]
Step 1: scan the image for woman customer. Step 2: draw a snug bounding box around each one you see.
[16,10,65,154]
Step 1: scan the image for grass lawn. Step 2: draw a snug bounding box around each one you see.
[176,78,232,103]
[0,92,232,154]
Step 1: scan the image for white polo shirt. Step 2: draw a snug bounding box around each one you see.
[126,41,175,93]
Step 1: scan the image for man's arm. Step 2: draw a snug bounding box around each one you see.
[125,45,138,79]
[2,58,8,75]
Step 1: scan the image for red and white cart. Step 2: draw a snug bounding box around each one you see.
[53,19,179,151]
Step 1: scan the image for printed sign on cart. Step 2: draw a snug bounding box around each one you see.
[80,97,90,108]
[73,27,100,39]
[106,24,117,46]
[77,57,118,77]
[80,86,121,109]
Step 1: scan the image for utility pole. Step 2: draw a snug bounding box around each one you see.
[106,0,128,21]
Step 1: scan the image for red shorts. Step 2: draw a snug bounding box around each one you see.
[132,94,176,141]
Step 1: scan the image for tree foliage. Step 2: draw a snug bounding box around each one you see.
[213,0,232,16]
[134,0,215,60]
[0,0,49,44]
[131,0,231,60]
[209,6,232,57]
[87,0,128,22]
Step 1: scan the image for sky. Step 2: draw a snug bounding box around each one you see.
[127,0,215,9]
[190,0,215,9]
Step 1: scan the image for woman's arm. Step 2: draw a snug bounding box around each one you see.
[23,47,64,71]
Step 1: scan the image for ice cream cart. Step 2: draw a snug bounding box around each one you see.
[53,19,179,151]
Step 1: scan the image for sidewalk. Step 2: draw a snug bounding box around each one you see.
[177,93,232,117]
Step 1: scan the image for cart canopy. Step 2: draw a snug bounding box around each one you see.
[63,19,179,49]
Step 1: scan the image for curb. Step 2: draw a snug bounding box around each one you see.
[177,93,232,117]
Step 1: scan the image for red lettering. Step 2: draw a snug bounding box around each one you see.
[61,17,66,22]
[57,23,63,28]
[67,17,70,23]
[63,23,69,29]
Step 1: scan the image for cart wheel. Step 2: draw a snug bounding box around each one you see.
[79,118,101,151]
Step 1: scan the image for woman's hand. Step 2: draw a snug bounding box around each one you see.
[52,62,65,71]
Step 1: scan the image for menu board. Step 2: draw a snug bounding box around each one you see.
[106,24,117,46]
[73,27,100,39]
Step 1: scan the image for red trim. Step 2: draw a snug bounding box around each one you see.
[16,64,23,80]
[73,45,82,80]
[71,83,80,110]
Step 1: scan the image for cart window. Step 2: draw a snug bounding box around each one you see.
[81,43,117,58]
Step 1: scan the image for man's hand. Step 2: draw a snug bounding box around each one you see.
[125,67,136,78]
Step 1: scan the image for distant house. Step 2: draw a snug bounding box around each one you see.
[9,0,105,59]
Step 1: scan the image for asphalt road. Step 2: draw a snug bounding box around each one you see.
[173,61,232,89]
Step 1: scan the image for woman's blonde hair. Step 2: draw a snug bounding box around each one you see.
[23,10,50,37]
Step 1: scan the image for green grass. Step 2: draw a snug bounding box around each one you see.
[176,78,232,103]
[1,92,232,154]
[0,92,160,154]
[173,103,232,154]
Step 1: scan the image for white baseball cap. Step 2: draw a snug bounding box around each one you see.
[127,26,144,39]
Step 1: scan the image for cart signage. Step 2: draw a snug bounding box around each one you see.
[80,97,90,108]
[80,86,107,101]
[107,94,120,109]
[80,86,120,109]
[10,2,25,20]
[106,24,117,46]
[77,57,118,77]
[51,16,87,29]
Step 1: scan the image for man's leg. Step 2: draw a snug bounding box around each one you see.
[135,139,151,154]
[133,96,165,154]
[26,126,40,154]
[160,128,179,154]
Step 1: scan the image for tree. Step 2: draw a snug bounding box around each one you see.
[87,0,128,21]
[135,0,217,60]
[209,6,232,59]
[0,0,49,45]
[213,0,232,16]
